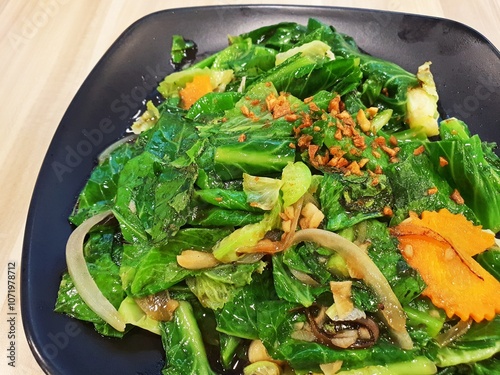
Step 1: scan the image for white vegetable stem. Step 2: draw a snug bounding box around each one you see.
[66,210,126,332]
[292,228,413,350]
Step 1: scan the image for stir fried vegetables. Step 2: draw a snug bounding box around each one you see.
[56,19,500,374]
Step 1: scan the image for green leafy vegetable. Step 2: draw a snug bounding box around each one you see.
[424,130,500,232]
[186,261,264,310]
[243,173,283,211]
[319,173,390,231]
[434,317,500,367]
[386,143,477,225]
[69,142,140,225]
[161,301,217,375]
[281,162,312,207]
[170,35,197,67]
[215,270,276,340]
[272,252,319,307]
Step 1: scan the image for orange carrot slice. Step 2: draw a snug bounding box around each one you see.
[418,209,494,257]
[179,75,213,109]
[392,209,499,322]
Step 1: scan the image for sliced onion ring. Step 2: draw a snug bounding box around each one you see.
[292,228,413,350]
[66,210,126,332]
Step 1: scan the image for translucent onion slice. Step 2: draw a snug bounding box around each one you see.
[66,210,126,332]
[435,319,472,347]
[290,268,320,286]
[236,253,265,264]
[97,134,137,164]
[292,228,413,350]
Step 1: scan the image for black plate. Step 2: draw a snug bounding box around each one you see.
[22,5,500,375]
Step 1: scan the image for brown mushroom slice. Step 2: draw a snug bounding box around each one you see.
[306,308,380,349]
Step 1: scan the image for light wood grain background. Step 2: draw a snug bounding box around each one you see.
[0,1,498,374]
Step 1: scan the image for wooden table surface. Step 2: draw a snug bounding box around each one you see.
[0,0,498,373]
